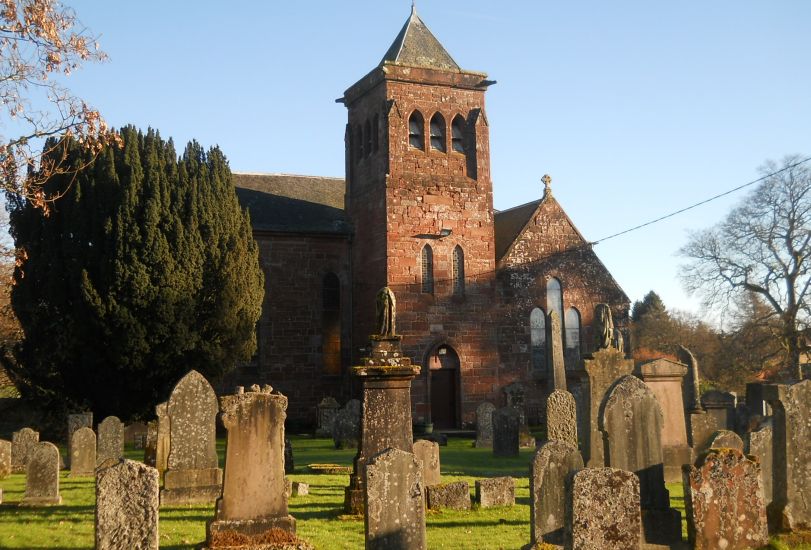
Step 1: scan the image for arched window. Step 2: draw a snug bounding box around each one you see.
[408,111,424,149]
[453,245,465,295]
[355,124,364,161]
[530,307,546,372]
[430,113,446,152]
[546,278,563,321]
[364,120,372,158]
[421,245,434,294]
[565,307,581,369]
[451,115,465,153]
[323,273,341,375]
[373,114,379,152]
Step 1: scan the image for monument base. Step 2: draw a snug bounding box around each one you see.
[160,467,222,505]
[19,495,62,506]
[200,517,310,550]
[344,484,364,515]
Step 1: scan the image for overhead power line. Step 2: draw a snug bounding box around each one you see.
[592,155,811,245]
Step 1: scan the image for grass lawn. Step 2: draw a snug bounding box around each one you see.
[0,435,809,549]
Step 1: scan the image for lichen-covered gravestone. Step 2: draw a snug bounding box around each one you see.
[70,427,96,477]
[364,448,426,550]
[745,421,773,506]
[764,379,811,531]
[97,416,124,466]
[474,402,496,448]
[427,481,470,510]
[683,448,768,550]
[706,429,744,451]
[332,399,361,449]
[66,412,93,467]
[95,459,159,550]
[20,441,61,506]
[475,476,515,507]
[583,347,633,467]
[546,389,578,449]
[203,385,297,548]
[530,440,583,545]
[492,407,520,458]
[11,427,39,474]
[0,439,11,478]
[413,439,440,487]
[160,370,222,505]
[565,467,641,550]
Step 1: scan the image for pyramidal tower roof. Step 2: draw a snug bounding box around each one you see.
[380,5,461,72]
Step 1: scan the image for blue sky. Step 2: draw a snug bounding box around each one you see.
[62,1,811,317]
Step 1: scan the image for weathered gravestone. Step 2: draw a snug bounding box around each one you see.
[745,420,773,506]
[706,429,744,451]
[564,467,641,550]
[683,448,768,550]
[11,427,39,474]
[530,440,583,545]
[143,420,157,467]
[332,399,361,450]
[764,379,811,531]
[503,382,535,448]
[547,310,567,391]
[284,438,294,474]
[155,402,170,475]
[546,389,578,449]
[583,347,633,467]
[492,406,520,458]
[66,412,93,467]
[601,375,680,544]
[202,385,297,548]
[316,396,340,437]
[97,416,124,466]
[20,441,61,506]
[475,476,515,507]
[701,389,737,431]
[474,401,496,448]
[95,459,159,550]
[70,426,96,477]
[688,410,718,453]
[413,439,440,487]
[0,439,10,478]
[124,421,148,449]
[364,448,426,550]
[427,481,470,510]
[160,370,222,505]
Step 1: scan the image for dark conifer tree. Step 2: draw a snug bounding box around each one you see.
[5,126,264,419]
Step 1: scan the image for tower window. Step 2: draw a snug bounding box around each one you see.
[430,113,446,152]
[364,120,372,158]
[421,245,434,294]
[453,245,465,295]
[451,115,465,153]
[408,111,424,150]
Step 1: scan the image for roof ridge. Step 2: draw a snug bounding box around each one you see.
[494,198,542,216]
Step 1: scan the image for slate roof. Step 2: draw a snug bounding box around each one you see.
[380,6,461,72]
[494,199,541,261]
[232,173,350,235]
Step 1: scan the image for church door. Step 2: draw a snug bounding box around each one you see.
[429,345,460,429]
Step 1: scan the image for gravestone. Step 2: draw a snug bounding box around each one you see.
[413,439,440,487]
[492,407,520,458]
[364,448,426,550]
[530,440,583,545]
[124,421,148,449]
[332,399,361,450]
[546,389,578,449]
[292,481,309,496]
[687,410,718,452]
[160,370,222,505]
[474,402,496,448]
[638,358,692,483]
[746,381,771,417]
[601,375,680,544]
[155,402,170,475]
[701,390,737,431]
[427,481,470,510]
[583,347,633,466]
[764,380,811,531]
[475,476,515,507]
[203,385,297,547]
[70,426,96,477]
[547,310,567,391]
[97,416,124,466]
[95,459,159,550]
[11,427,39,474]
[745,421,773,506]
[706,429,744,451]
[0,439,10,478]
[67,412,93,467]
[683,448,768,550]
[316,396,340,437]
[565,467,641,550]
[143,420,157,467]
[20,441,61,506]
[284,438,294,474]
[503,382,535,448]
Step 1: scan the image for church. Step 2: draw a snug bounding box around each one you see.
[227,8,630,430]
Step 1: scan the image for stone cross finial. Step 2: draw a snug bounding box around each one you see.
[542,174,552,196]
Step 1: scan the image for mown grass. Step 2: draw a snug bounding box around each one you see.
[0,436,809,549]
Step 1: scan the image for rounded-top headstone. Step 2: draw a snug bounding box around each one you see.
[11,427,39,474]
[167,369,219,470]
[97,416,124,466]
[71,426,96,477]
[22,441,61,505]
[546,389,578,449]
[706,429,744,451]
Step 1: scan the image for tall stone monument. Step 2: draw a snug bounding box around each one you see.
[20,441,61,506]
[547,310,566,391]
[344,287,420,514]
[95,459,159,550]
[202,385,297,548]
[160,370,222,505]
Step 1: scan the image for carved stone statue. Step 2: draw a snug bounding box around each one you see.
[613,327,624,353]
[375,287,397,338]
[594,303,614,350]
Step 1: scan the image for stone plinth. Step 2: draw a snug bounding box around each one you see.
[20,441,61,506]
[475,476,515,507]
[70,427,96,477]
[204,385,296,548]
[96,459,159,550]
[344,336,420,514]
[531,440,583,545]
[427,481,470,510]
[583,348,633,466]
